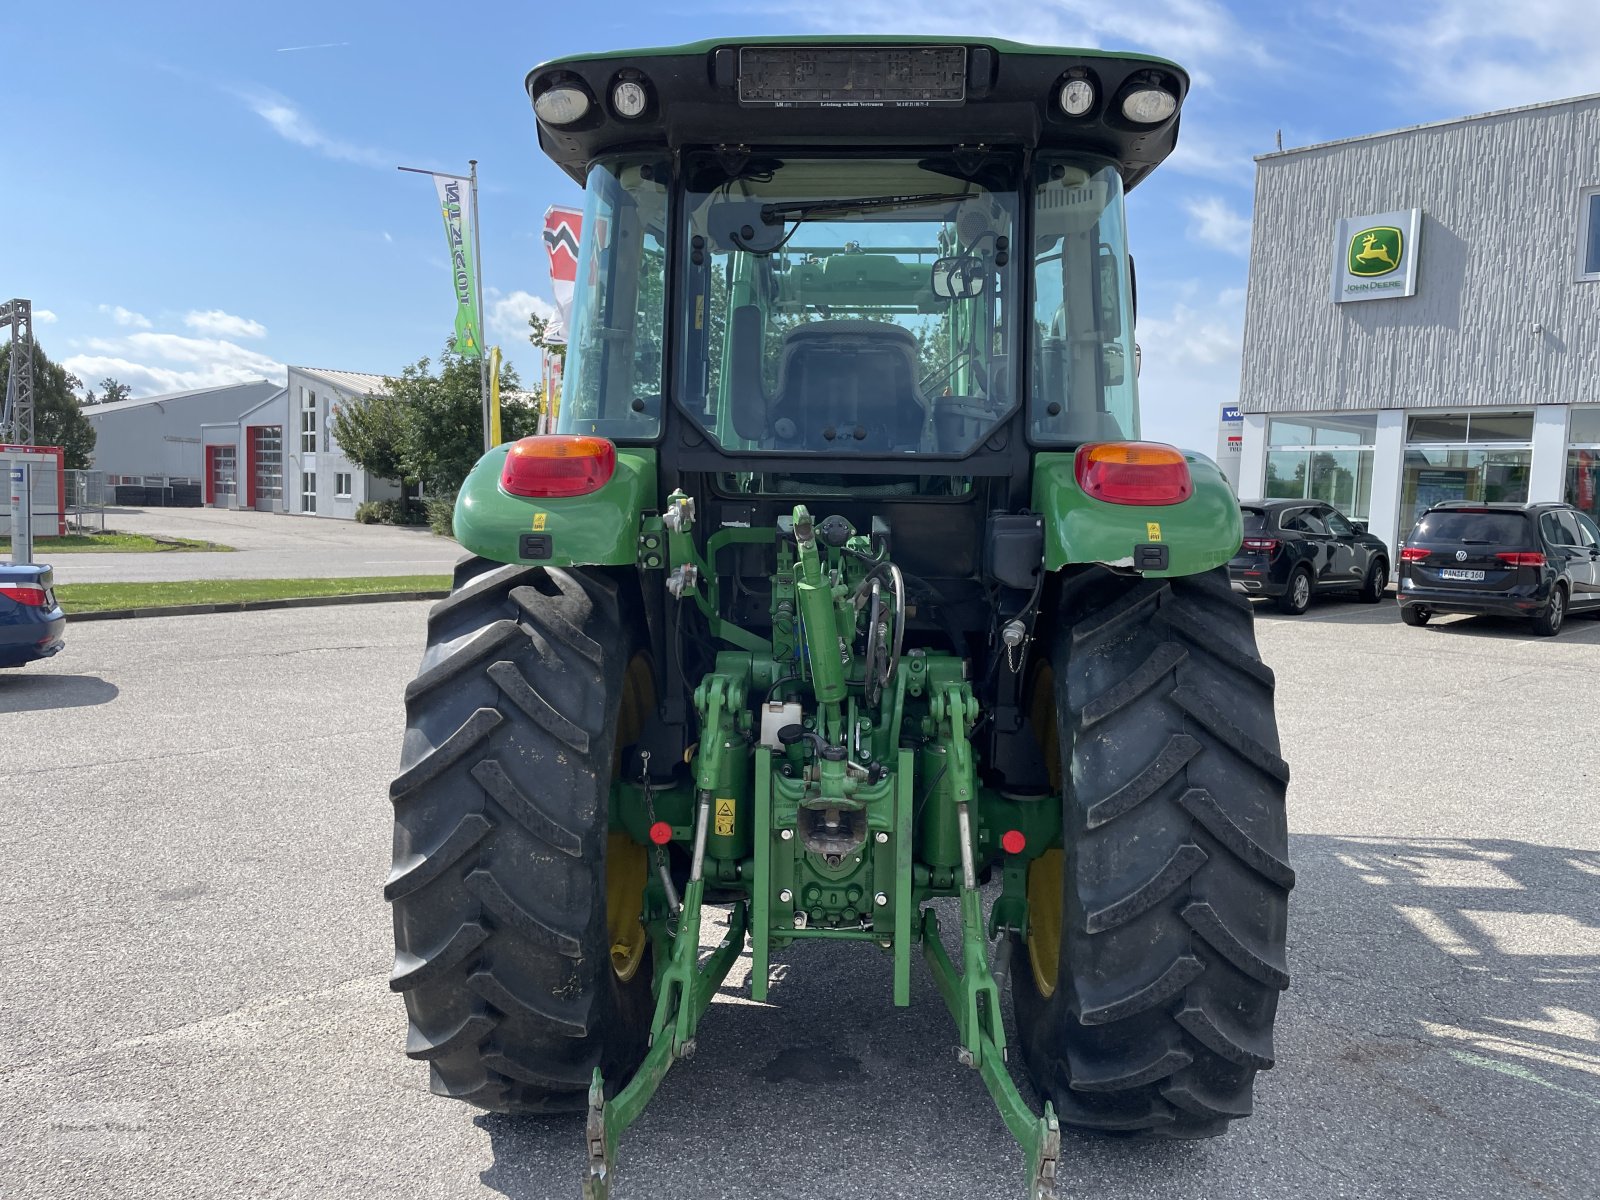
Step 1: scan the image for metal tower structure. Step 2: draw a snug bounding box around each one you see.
[1,298,34,446]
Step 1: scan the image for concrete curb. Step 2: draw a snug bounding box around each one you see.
[67,589,450,622]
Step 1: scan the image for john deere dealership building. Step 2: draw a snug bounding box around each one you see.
[1236,92,1600,556]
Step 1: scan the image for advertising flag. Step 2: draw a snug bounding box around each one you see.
[434,174,483,358]
[542,206,583,339]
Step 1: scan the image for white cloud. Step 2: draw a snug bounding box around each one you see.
[183,309,267,339]
[236,89,389,168]
[1182,195,1253,252]
[485,288,559,345]
[35,309,58,324]
[1163,125,1260,186]
[1135,284,1246,453]
[1330,0,1600,110]
[99,304,151,329]
[382,231,394,243]
[65,331,285,398]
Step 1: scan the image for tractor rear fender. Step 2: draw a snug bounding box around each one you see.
[453,444,658,567]
[1031,449,1241,578]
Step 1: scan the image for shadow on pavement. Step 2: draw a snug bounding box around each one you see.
[1407,612,1600,644]
[469,836,1599,1198]
[1291,834,1599,1166]
[0,672,119,712]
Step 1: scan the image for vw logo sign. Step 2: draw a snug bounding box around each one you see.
[1455,550,1468,561]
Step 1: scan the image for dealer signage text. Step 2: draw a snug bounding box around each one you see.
[1330,208,1422,303]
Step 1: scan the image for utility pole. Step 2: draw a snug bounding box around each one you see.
[1,298,34,446]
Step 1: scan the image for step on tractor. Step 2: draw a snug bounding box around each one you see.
[386,37,1293,1200]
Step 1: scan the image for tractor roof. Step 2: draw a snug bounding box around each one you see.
[525,37,1189,189]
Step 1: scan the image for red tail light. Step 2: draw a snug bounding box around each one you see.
[0,583,49,607]
[1241,537,1279,555]
[1400,547,1430,563]
[500,436,616,498]
[1496,551,1545,567]
[1074,442,1193,506]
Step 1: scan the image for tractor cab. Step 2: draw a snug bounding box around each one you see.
[528,40,1179,491]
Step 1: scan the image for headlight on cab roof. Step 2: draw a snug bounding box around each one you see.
[533,84,593,126]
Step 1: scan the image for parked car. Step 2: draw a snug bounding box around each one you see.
[0,563,66,667]
[1230,499,1390,614]
[1397,501,1600,636]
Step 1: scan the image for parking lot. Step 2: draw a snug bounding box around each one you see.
[1,598,1596,1199]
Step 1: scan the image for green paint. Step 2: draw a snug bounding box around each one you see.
[452,446,657,566]
[1447,1050,1600,1109]
[1032,450,1242,576]
[536,35,1184,75]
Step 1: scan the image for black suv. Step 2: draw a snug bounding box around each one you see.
[1397,501,1600,636]
[1230,499,1391,614]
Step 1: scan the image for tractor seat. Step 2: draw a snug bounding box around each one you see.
[768,321,926,453]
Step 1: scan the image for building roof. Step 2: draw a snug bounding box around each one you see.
[294,367,390,397]
[1257,89,1600,163]
[81,378,280,418]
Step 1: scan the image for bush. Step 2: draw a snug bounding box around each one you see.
[426,494,457,539]
[355,498,427,526]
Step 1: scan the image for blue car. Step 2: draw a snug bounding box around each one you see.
[0,563,66,667]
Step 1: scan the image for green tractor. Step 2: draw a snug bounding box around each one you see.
[387,37,1292,1199]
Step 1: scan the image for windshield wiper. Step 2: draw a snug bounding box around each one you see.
[759,192,971,225]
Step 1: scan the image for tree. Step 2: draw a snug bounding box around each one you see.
[371,345,536,496]
[527,311,567,367]
[83,377,131,406]
[330,389,414,501]
[0,339,97,468]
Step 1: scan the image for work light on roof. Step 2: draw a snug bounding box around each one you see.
[1058,78,1095,117]
[612,79,649,119]
[1121,83,1178,124]
[534,84,592,126]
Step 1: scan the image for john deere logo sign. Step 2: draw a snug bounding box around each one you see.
[1331,209,1422,303]
[1348,226,1402,276]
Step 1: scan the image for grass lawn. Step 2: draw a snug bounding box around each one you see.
[55,575,451,614]
[0,532,234,554]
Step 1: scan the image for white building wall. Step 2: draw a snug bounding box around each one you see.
[1529,405,1571,504]
[1368,411,1407,554]
[1238,412,1268,500]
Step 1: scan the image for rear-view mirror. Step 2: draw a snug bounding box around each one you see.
[931,255,986,300]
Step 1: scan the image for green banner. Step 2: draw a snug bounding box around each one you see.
[433,174,482,358]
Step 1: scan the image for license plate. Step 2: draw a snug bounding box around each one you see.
[1437,568,1484,581]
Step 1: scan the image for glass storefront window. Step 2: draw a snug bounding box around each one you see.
[1567,406,1600,522]
[1268,413,1377,446]
[1263,413,1377,518]
[1265,449,1373,517]
[1401,448,1531,532]
[1568,406,1600,443]
[1406,411,1531,442]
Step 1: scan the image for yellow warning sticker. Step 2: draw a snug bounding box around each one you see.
[1146,521,1162,542]
[532,512,547,532]
[714,797,736,837]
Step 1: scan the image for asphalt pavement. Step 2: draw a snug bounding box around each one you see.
[46,506,462,584]
[0,597,1596,1199]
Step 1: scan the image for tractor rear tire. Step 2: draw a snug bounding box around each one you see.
[386,556,655,1113]
[1012,566,1293,1137]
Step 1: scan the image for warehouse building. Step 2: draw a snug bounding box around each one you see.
[84,380,282,500]
[1236,92,1600,556]
[86,368,401,517]
[199,367,400,517]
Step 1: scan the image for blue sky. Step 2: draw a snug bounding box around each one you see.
[6,1,1598,452]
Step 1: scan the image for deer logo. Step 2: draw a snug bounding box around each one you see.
[1348,226,1403,277]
